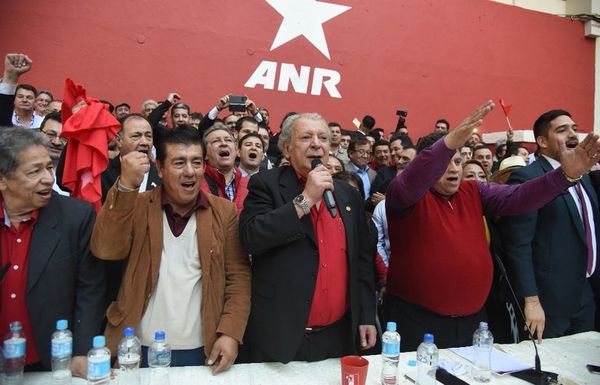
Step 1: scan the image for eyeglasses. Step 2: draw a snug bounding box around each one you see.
[42,131,68,144]
[353,149,372,157]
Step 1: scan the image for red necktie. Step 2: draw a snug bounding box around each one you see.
[575,183,594,275]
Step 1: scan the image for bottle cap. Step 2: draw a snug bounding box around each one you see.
[9,321,22,331]
[479,321,488,330]
[386,322,397,332]
[93,335,105,348]
[154,331,165,341]
[124,327,135,337]
[423,333,434,343]
[56,320,68,330]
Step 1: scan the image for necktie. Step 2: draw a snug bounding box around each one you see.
[574,183,594,275]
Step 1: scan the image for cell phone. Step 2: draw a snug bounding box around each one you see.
[229,95,247,112]
[587,364,600,374]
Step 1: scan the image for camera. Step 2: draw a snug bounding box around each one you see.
[396,109,408,130]
[229,95,247,112]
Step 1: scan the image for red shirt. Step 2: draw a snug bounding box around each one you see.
[296,173,349,327]
[0,199,40,365]
[161,189,209,236]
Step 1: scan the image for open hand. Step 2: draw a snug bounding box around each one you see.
[444,100,495,150]
[561,133,600,179]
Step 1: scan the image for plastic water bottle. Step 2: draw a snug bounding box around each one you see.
[416,333,438,385]
[472,322,493,382]
[148,331,171,368]
[51,319,72,382]
[87,336,111,385]
[148,331,171,385]
[118,327,141,385]
[2,321,26,385]
[381,321,401,385]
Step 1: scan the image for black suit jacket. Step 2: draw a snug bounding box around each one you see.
[100,156,161,203]
[0,92,15,127]
[239,166,376,363]
[24,195,106,368]
[500,156,599,317]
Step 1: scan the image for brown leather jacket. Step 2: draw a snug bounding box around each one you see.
[91,186,251,357]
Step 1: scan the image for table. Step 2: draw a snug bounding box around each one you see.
[23,331,600,385]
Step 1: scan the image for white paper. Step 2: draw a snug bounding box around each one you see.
[449,346,533,374]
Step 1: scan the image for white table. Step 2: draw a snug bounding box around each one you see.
[23,332,600,385]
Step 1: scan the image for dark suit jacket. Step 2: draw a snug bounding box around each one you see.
[500,156,599,317]
[0,92,15,127]
[100,156,161,203]
[25,194,106,368]
[239,166,376,363]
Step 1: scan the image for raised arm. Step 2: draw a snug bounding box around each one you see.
[387,100,494,217]
[0,53,32,126]
[481,132,600,217]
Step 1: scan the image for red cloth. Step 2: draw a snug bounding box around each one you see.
[499,98,512,116]
[386,182,493,315]
[367,161,379,172]
[292,172,349,327]
[374,252,388,289]
[0,199,40,365]
[60,79,120,212]
[306,199,349,327]
[201,165,249,214]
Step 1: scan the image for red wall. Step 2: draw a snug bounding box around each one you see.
[0,0,594,138]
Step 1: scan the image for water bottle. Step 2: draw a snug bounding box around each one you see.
[416,333,438,385]
[472,322,493,382]
[381,321,401,385]
[148,331,171,368]
[2,321,26,385]
[51,319,72,382]
[118,327,141,385]
[87,336,111,385]
[148,331,171,385]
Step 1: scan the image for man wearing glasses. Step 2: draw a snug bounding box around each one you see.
[344,137,376,200]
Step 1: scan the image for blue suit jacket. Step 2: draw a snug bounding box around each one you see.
[500,156,599,316]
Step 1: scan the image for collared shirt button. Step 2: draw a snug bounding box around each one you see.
[13,265,18,270]
[16,238,22,243]
[10,293,16,299]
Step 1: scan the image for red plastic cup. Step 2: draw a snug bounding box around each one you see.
[341,355,369,385]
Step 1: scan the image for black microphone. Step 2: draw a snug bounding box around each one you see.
[311,159,337,218]
[492,253,558,385]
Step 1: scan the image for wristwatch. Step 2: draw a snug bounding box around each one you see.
[293,194,310,215]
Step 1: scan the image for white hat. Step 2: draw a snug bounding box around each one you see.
[499,156,526,171]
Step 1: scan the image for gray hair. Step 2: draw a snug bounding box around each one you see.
[202,122,233,146]
[0,127,50,176]
[278,113,330,152]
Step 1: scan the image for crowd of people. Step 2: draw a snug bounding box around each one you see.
[1,52,599,378]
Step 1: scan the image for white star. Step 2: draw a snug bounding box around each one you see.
[266,0,351,60]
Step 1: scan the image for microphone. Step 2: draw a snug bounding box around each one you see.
[311,158,337,218]
[492,253,558,385]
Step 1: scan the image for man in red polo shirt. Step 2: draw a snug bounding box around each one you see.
[0,127,106,376]
[240,112,377,363]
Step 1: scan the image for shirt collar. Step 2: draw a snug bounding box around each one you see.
[0,196,40,227]
[541,154,561,170]
[351,162,369,173]
[160,187,209,218]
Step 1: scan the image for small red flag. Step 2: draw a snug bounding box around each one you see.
[499,98,512,117]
